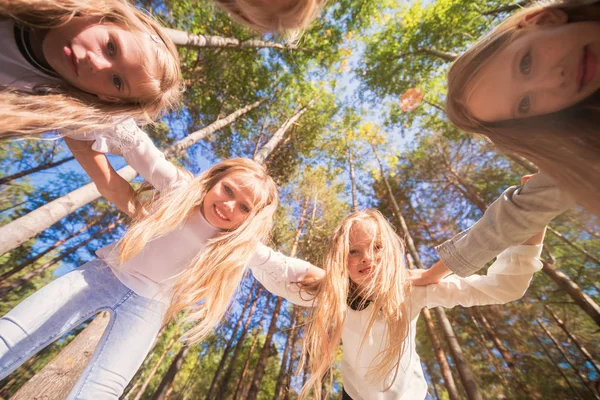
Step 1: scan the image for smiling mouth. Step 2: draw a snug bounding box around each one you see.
[213,205,229,221]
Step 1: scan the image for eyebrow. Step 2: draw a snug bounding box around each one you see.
[114,32,131,96]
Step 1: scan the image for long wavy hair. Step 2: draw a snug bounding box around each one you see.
[446,0,600,217]
[300,210,412,399]
[0,0,182,139]
[214,0,324,34]
[118,158,278,344]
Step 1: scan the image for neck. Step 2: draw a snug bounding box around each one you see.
[28,28,51,69]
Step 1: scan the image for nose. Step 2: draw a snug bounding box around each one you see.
[533,64,566,92]
[223,200,235,212]
[360,251,372,264]
[84,51,111,73]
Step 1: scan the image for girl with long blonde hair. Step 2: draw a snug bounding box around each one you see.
[419,0,598,288]
[0,0,182,139]
[0,125,324,398]
[272,209,545,399]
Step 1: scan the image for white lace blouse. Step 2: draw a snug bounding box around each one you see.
[81,122,311,303]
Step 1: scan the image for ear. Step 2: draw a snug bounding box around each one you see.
[97,94,121,103]
[519,8,568,28]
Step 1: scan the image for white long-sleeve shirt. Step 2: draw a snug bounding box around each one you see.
[79,124,311,303]
[253,244,543,400]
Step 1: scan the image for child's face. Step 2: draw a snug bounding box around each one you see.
[202,173,257,230]
[347,222,381,288]
[466,16,600,122]
[42,16,160,102]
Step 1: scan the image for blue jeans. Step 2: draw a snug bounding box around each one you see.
[0,259,167,399]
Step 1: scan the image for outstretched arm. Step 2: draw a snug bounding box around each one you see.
[248,243,322,307]
[418,173,572,282]
[413,228,546,310]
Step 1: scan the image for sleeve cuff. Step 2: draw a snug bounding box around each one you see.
[435,228,481,278]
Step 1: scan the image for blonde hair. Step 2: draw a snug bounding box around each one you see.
[446,0,600,217]
[213,0,324,34]
[0,0,182,139]
[300,209,411,399]
[118,158,279,343]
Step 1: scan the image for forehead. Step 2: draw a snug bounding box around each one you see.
[466,35,524,122]
[222,172,262,205]
[349,221,378,245]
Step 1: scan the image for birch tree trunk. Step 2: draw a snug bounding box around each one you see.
[253,100,314,164]
[0,218,121,299]
[348,152,358,212]
[0,99,266,257]
[0,214,101,281]
[165,28,299,50]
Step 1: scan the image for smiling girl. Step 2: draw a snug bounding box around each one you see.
[0,127,324,398]
[270,209,545,400]
[446,0,600,217]
[0,0,182,138]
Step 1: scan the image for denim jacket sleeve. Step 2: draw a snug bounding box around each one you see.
[435,171,574,277]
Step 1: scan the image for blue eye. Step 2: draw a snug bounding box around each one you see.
[520,51,532,75]
[349,249,358,255]
[224,185,233,196]
[240,204,250,213]
[518,96,530,114]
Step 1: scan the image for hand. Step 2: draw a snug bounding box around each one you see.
[408,260,452,286]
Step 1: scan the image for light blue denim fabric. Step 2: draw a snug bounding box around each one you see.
[435,171,574,277]
[0,259,167,399]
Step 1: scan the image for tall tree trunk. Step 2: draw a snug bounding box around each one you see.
[536,319,599,399]
[12,312,111,400]
[0,214,102,281]
[132,332,181,400]
[273,307,299,400]
[533,334,585,400]
[150,346,191,400]
[0,218,121,299]
[236,301,271,399]
[253,100,314,164]
[206,279,259,399]
[348,152,358,212]
[0,99,267,257]
[436,157,600,328]
[283,316,301,400]
[217,287,264,396]
[165,28,299,50]
[474,309,515,368]
[417,47,458,62]
[0,155,75,186]
[547,226,600,266]
[375,150,479,400]
[543,304,600,375]
[541,260,600,327]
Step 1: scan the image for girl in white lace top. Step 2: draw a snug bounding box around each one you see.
[0,126,324,398]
